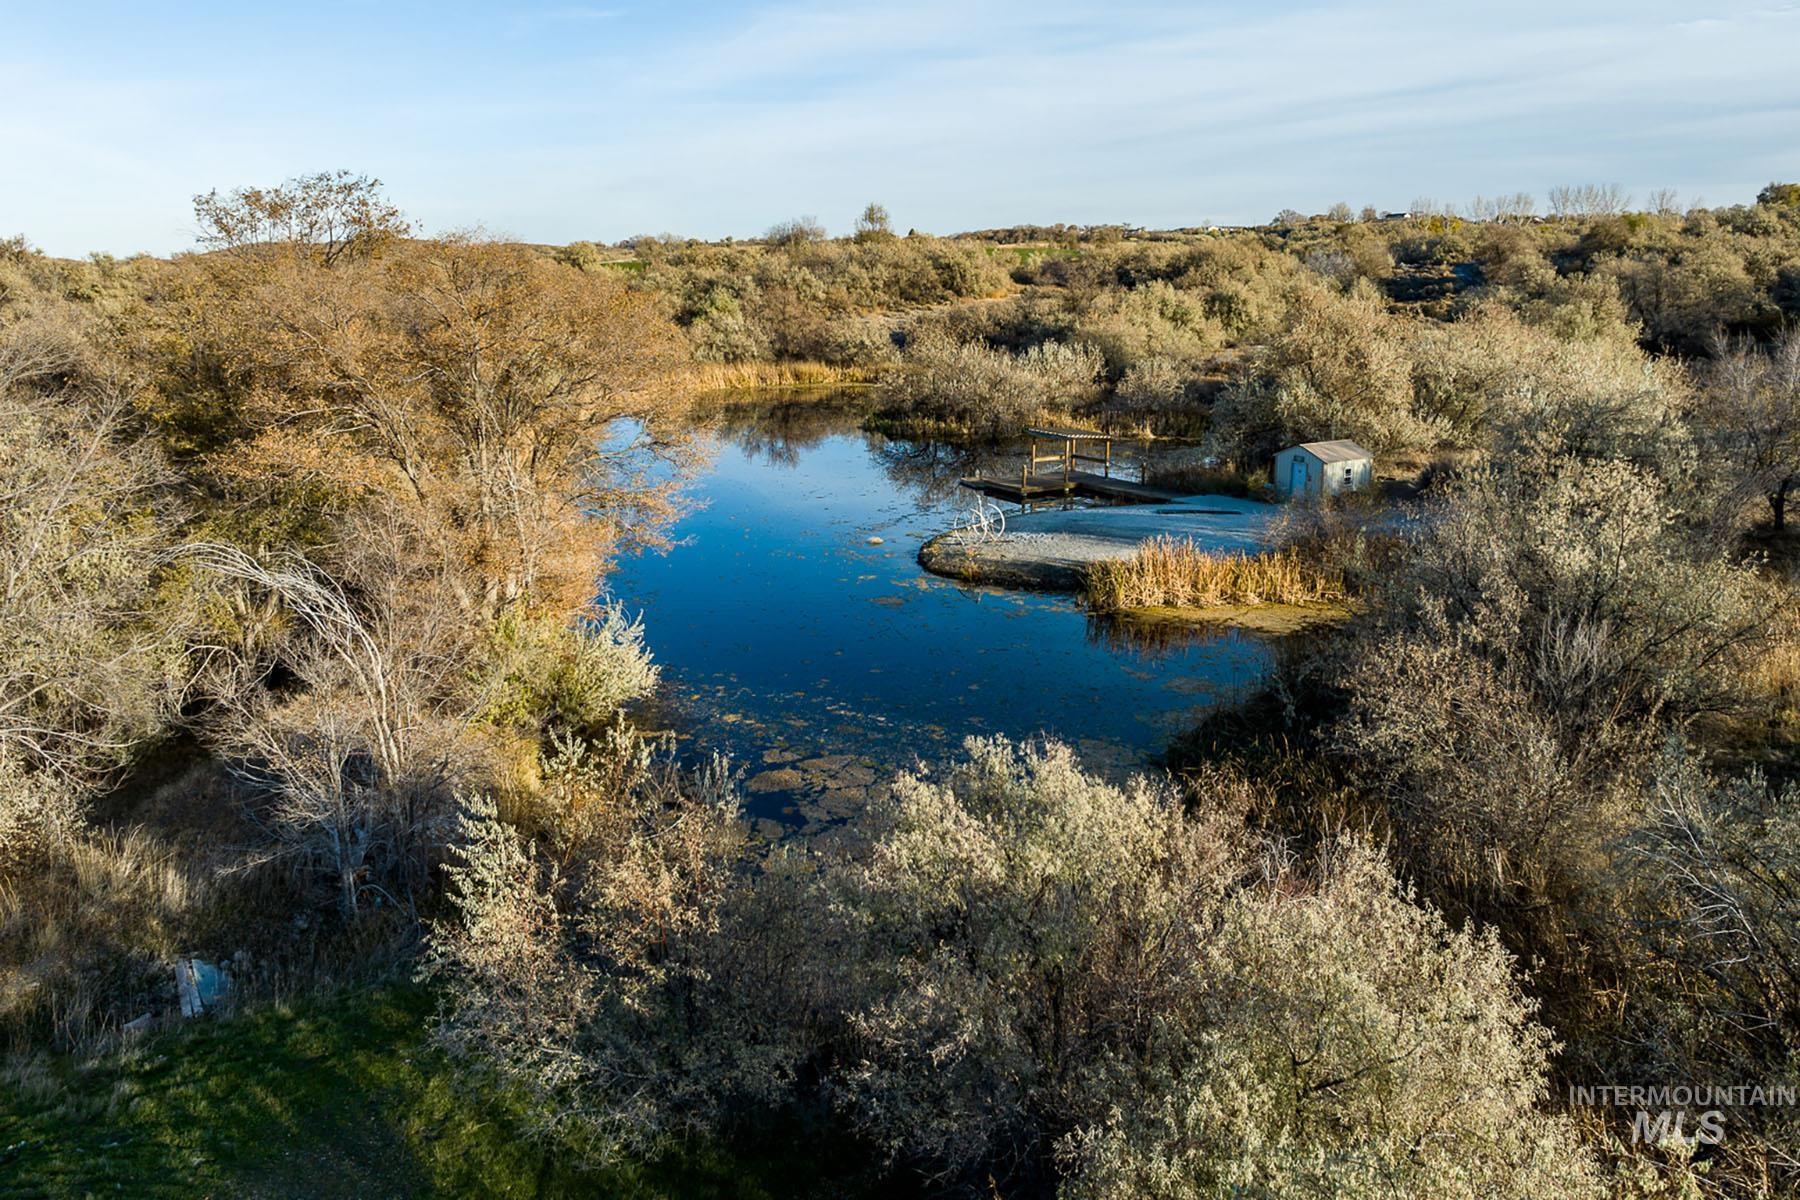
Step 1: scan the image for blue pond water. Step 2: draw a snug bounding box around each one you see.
[609,402,1273,832]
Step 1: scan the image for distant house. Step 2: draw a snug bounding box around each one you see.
[1274,440,1373,500]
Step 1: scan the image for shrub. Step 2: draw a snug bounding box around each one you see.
[841,738,1600,1197]
[686,287,770,363]
[423,750,782,1164]
[1069,280,1223,374]
[0,760,81,875]
[1106,356,1214,435]
[1210,279,1437,461]
[1336,457,1774,1025]
[876,334,1102,436]
[0,345,184,785]
[1059,840,1601,1200]
[481,604,659,737]
[1632,754,1800,1188]
[1113,356,1200,411]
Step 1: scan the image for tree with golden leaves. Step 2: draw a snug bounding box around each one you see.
[174,190,686,616]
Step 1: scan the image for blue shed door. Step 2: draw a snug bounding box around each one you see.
[1289,456,1308,496]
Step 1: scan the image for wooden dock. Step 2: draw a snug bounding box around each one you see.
[959,425,1178,506]
[960,470,1178,505]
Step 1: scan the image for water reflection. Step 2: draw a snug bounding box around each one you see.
[1085,611,1230,659]
[698,392,858,467]
[868,437,1007,508]
[613,392,1274,838]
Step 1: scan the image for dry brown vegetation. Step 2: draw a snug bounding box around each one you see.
[0,175,685,1052]
[1083,539,1346,612]
[678,359,879,392]
[6,176,1800,1197]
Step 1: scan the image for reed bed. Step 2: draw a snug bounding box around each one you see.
[680,360,878,393]
[1083,537,1347,612]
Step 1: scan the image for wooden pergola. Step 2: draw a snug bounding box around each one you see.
[1024,426,1114,489]
[959,426,1178,505]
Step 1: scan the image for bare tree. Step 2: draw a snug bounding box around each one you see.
[176,521,483,916]
[1700,330,1800,530]
[764,216,826,247]
[1547,182,1631,218]
[1465,192,1535,222]
[193,170,412,265]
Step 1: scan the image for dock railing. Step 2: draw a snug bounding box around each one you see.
[963,426,1170,506]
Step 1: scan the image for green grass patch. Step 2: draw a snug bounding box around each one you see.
[0,985,895,1199]
[982,244,1082,266]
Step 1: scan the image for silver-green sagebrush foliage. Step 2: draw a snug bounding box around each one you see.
[844,738,1599,1198]
[11,177,1800,1194]
[428,736,1602,1196]
[877,333,1104,435]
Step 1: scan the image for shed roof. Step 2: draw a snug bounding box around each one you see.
[1289,439,1371,464]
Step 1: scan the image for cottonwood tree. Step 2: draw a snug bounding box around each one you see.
[185,232,686,616]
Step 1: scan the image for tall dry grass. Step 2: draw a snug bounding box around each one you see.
[680,360,878,393]
[0,826,204,1050]
[1740,618,1800,745]
[1084,538,1347,612]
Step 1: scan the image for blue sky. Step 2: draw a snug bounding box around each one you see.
[3,1,1797,256]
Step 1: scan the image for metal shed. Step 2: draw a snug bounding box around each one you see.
[1274,439,1373,500]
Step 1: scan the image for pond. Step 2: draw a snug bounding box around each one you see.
[609,396,1274,838]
